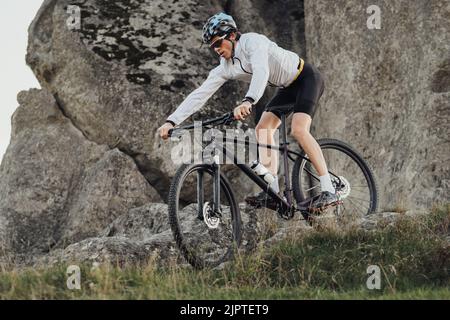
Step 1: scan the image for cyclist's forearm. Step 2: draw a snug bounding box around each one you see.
[167,95,205,126]
[167,67,228,126]
[167,83,220,125]
[245,66,269,104]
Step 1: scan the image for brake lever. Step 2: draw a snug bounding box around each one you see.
[223,112,236,125]
[168,128,182,142]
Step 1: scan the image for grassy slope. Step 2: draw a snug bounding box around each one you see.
[0,205,448,300]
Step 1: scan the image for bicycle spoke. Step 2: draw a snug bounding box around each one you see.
[345,190,370,197]
[345,197,370,213]
[340,202,362,221]
[346,194,370,205]
[345,194,371,203]
[305,184,321,192]
[349,185,372,189]
[346,187,369,193]
[342,202,360,217]
[292,138,376,225]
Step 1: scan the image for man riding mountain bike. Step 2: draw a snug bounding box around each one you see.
[158,12,340,212]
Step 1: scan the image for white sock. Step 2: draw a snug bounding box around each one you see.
[270,175,280,193]
[320,174,335,194]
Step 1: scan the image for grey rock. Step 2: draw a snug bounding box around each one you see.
[0,89,160,256]
[25,0,257,201]
[101,203,171,241]
[25,0,307,202]
[239,202,312,251]
[1,0,448,267]
[33,202,314,267]
[304,0,450,211]
[31,206,427,268]
[360,211,406,231]
[36,237,153,267]
[58,147,162,245]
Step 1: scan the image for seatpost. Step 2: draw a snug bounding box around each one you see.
[280,114,292,206]
[280,114,288,145]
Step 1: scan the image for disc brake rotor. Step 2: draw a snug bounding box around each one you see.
[202,201,220,229]
[334,176,351,199]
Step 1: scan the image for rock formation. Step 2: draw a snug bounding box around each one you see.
[305,0,449,209]
[0,0,448,266]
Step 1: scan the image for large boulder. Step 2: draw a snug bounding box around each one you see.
[33,203,419,268]
[1,0,307,266]
[304,0,450,210]
[25,0,307,201]
[34,203,313,267]
[0,89,160,257]
[1,0,448,268]
[25,0,235,200]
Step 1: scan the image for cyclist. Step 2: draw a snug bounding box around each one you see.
[158,12,339,212]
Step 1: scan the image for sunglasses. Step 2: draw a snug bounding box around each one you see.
[210,35,227,50]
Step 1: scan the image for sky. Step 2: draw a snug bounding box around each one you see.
[0,1,43,164]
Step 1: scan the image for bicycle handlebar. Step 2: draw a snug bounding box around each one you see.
[168,111,235,138]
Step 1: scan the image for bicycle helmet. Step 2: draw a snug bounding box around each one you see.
[202,12,237,44]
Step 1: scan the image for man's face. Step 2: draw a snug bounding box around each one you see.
[210,33,236,60]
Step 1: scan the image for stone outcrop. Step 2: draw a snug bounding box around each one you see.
[0,89,160,257]
[34,204,427,268]
[0,0,448,266]
[304,0,450,210]
[34,203,312,267]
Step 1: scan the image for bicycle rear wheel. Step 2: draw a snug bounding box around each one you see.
[292,138,378,222]
[168,163,241,269]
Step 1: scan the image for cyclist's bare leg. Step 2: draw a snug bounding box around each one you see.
[291,112,328,176]
[255,111,281,176]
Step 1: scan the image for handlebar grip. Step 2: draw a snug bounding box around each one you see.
[167,128,181,141]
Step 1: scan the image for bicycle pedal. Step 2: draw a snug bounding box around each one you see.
[309,200,343,215]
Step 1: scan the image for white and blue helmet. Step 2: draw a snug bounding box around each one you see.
[202,12,237,44]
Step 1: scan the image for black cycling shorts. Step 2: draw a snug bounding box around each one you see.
[265,62,325,119]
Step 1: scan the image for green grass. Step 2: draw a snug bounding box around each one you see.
[0,205,448,300]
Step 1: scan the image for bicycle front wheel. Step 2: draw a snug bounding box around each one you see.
[292,138,378,221]
[168,163,242,269]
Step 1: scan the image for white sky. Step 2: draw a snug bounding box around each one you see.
[0,1,43,164]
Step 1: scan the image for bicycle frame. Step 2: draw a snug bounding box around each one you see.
[170,112,338,216]
[202,113,318,216]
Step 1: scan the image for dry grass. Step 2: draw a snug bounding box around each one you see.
[0,205,448,299]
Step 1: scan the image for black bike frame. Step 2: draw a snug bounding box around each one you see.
[171,112,339,215]
[206,113,321,214]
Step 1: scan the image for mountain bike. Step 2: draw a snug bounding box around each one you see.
[167,106,378,269]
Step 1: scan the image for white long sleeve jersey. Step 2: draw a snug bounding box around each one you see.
[167,32,301,125]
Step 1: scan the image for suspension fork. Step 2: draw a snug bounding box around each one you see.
[213,155,221,213]
[196,154,221,217]
[197,169,204,219]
